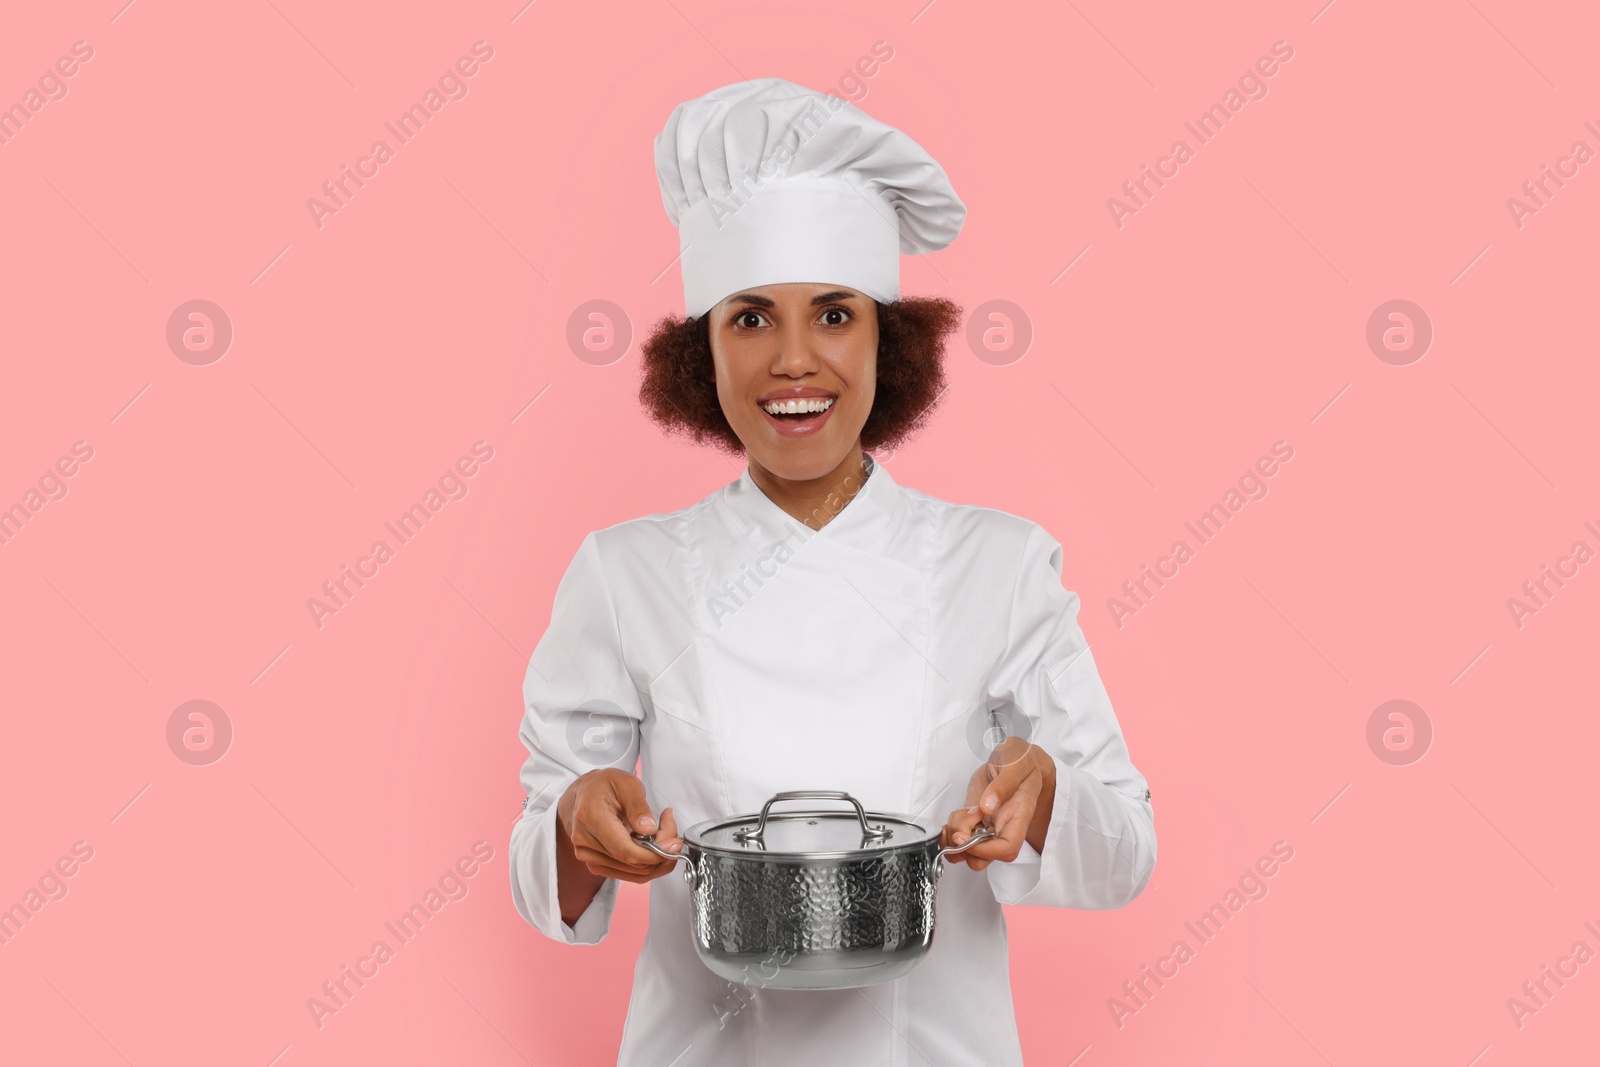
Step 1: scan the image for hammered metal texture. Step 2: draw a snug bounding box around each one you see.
[690,844,939,955]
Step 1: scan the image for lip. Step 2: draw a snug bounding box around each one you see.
[757,386,837,403]
[757,388,838,439]
[760,399,835,438]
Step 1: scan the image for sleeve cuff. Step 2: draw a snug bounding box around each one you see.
[560,875,619,944]
[542,800,618,946]
[512,793,618,946]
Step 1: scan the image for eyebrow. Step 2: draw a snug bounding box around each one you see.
[725,289,859,309]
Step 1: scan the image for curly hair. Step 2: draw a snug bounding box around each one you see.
[637,297,964,456]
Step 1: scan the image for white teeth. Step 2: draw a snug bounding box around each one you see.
[762,397,834,416]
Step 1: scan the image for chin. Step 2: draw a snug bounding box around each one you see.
[745,434,856,483]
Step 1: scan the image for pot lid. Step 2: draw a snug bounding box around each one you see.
[688,808,937,857]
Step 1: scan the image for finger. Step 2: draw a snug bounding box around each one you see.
[958,824,1005,869]
[642,808,684,869]
[984,779,1036,834]
[602,777,672,866]
[582,816,669,870]
[949,823,1008,869]
[975,752,1040,819]
[943,805,983,842]
[613,775,658,836]
[953,796,1029,869]
[960,843,994,870]
[962,807,1026,868]
[572,842,658,872]
[657,806,682,846]
[584,860,663,884]
[942,809,985,860]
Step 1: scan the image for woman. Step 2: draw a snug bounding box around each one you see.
[510,77,1156,1065]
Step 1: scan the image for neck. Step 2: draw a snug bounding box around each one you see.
[748,445,872,530]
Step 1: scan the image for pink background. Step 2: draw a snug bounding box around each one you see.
[2,1,1596,1064]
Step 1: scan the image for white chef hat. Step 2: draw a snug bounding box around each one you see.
[654,77,965,318]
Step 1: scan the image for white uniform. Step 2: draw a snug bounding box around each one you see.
[509,453,1156,1066]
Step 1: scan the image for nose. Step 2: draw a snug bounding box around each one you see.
[768,316,821,378]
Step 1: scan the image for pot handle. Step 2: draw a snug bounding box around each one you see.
[934,825,999,869]
[630,832,688,862]
[733,790,892,843]
[630,833,697,891]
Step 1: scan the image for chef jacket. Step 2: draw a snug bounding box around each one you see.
[509,452,1156,1066]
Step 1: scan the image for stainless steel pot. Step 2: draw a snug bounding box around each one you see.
[631,789,996,990]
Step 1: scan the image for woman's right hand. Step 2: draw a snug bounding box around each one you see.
[557,768,682,884]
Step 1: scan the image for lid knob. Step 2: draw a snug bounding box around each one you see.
[732,790,892,844]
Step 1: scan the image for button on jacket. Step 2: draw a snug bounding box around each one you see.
[509,453,1156,1066]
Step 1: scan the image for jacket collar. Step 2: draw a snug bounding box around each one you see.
[718,451,903,552]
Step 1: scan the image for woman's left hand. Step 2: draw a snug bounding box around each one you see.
[941,736,1057,871]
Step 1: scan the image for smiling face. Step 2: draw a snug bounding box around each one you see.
[707,282,879,483]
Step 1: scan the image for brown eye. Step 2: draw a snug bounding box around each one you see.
[820,307,850,326]
[736,310,766,329]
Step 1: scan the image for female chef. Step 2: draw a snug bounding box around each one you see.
[509,77,1156,1066]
